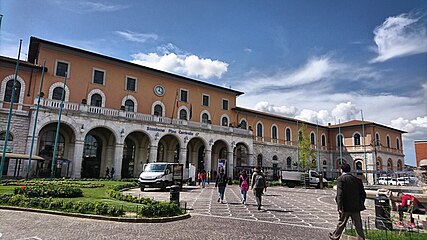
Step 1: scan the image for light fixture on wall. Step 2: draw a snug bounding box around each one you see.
[184,136,189,143]
[155,132,160,140]
[231,141,235,147]
[120,129,125,137]
[209,139,214,146]
[80,124,85,133]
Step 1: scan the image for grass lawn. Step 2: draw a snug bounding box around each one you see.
[345,229,427,240]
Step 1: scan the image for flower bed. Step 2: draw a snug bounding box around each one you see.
[14,185,83,198]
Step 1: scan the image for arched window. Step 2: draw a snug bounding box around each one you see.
[4,80,21,103]
[90,93,102,107]
[202,113,209,123]
[386,135,391,148]
[240,120,247,129]
[272,126,278,140]
[52,87,63,100]
[179,109,187,120]
[397,159,403,171]
[310,132,315,145]
[221,117,228,126]
[321,134,326,146]
[286,157,292,169]
[285,128,291,141]
[272,155,278,161]
[38,130,65,160]
[375,133,380,146]
[387,158,393,171]
[355,161,363,175]
[124,99,134,112]
[256,123,263,138]
[323,160,327,165]
[154,104,163,116]
[396,138,400,150]
[0,132,13,141]
[354,133,361,146]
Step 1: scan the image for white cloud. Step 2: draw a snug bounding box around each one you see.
[244,48,253,53]
[55,1,128,13]
[254,101,298,117]
[131,52,228,79]
[371,13,427,63]
[115,31,158,43]
[391,116,427,139]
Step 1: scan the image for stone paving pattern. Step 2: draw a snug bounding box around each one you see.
[0,184,378,240]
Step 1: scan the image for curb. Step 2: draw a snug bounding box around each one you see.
[0,206,191,223]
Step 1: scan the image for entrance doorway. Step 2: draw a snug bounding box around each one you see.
[82,134,102,178]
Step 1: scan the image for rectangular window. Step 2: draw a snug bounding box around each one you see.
[93,69,105,85]
[202,94,209,106]
[126,77,136,91]
[180,89,188,102]
[222,99,229,110]
[55,61,69,77]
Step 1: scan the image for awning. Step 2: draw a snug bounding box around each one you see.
[0,152,44,160]
[420,159,427,167]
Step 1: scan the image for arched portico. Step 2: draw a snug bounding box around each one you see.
[122,130,151,178]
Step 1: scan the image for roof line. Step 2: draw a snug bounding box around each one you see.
[28,36,244,96]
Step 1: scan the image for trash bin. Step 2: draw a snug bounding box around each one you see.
[375,194,392,230]
[169,185,180,204]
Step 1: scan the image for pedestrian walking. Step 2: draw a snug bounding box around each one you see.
[329,163,366,240]
[215,168,227,203]
[197,171,202,185]
[251,167,266,210]
[207,170,211,184]
[110,167,115,180]
[201,170,207,188]
[239,170,250,204]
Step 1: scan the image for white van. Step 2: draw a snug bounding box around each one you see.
[138,163,185,191]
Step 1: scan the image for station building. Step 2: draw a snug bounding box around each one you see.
[0,37,406,183]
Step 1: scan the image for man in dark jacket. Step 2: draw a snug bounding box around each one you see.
[329,163,366,240]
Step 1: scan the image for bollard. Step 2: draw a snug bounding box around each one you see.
[169,185,180,204]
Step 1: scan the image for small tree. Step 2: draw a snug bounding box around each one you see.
[297,123,315,171]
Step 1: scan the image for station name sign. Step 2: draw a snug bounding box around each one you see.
[146,126,195,136]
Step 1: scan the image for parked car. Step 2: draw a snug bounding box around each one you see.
[396,177,409,186]
[378,177,393,185]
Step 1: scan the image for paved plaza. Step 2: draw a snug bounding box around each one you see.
[0,185,377,240]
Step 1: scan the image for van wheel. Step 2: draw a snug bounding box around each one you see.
[140,187,144,191]
[287,183,295,188]
[161,182,168,191]
[316,183,320,189]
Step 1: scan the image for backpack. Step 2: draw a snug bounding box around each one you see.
[254,174,265,189]
[240,176,249,191]
[217,174,226,185]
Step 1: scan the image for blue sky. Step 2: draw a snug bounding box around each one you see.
[1,0,426,166]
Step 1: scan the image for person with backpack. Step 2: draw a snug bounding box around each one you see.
[239,170,250,204]
[251,167,267,210]
[215,168,227,203]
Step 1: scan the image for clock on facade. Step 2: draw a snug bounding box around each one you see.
[154,85,165,96]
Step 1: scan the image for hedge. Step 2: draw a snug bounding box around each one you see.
[0,194,124,217]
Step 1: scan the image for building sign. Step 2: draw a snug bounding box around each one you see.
[146,126,196,136]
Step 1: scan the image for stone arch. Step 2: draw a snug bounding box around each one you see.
[87,89,106,107]
[48,82,70,101]
[121,95,138,112]
[0,74,26,109]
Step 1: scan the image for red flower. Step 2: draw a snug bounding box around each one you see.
[21,186,25,190]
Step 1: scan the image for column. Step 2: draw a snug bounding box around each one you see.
[149,145,157,163]
[179,147,187,165]
[227,151,234,178]
[71,140,84,178]
[113,143,124,179]
[205,149,212,173]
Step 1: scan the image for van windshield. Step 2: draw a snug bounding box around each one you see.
[144,164,166,172]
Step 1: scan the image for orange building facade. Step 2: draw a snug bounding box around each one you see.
[0,37,405,184]
[415,140,427,167]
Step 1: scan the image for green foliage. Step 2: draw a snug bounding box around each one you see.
[345,229,427,240]
[2,180,104,188]
[14,186,83,198]
[297,123,316,171]
[0,193,124,217]
[139,201,182,218]
[106,189,154,205]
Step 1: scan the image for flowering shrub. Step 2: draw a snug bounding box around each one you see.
[14,186,83,198]
[0,194,124,217]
